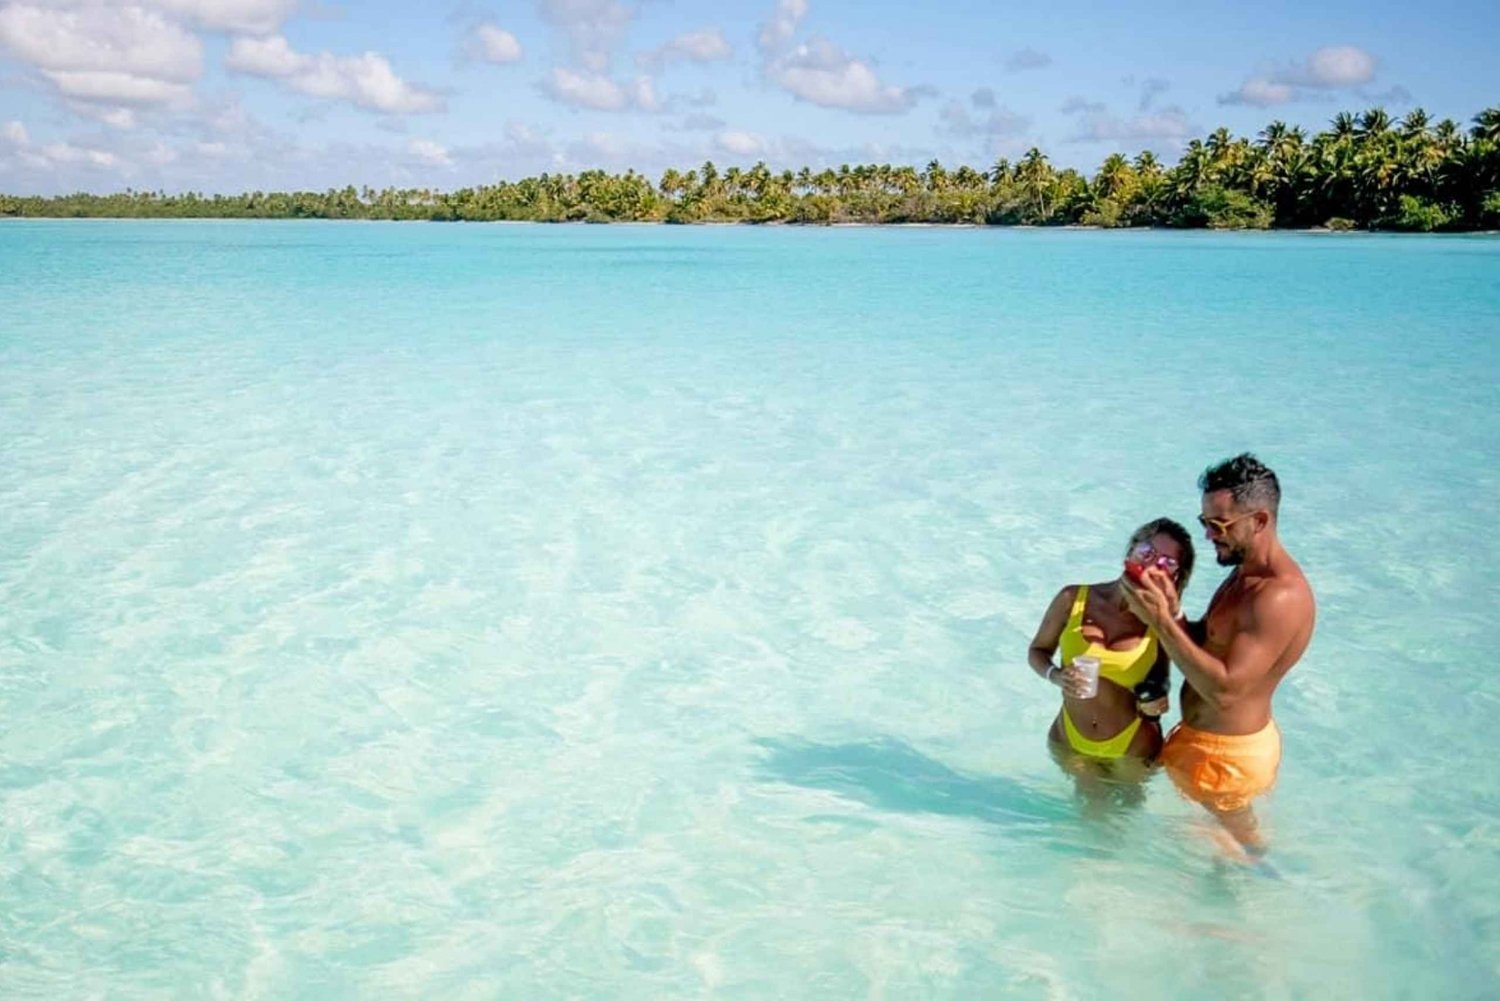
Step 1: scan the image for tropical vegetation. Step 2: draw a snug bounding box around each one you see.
[3,106,1498,231]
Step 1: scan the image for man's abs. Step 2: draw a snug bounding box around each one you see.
[1178,682,1275,736]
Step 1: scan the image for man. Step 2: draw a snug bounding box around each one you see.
[1123,454,1316,856]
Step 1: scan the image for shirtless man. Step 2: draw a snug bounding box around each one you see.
[1122,454,1316,855]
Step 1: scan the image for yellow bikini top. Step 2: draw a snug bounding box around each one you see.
[1057,584,1157,690]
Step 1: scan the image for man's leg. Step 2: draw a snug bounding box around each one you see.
[1209,803,1266,857]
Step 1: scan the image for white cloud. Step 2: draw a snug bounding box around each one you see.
[46,69,192,104]
[0,2,201,111]
[226,34,442,114]
[938,99,1029,140]
[669,112,724,132]
[577,130,628,158]
[540,66,656,112]
[409,138,452,166]
[144,139,177,164]
[150,0,296,35]
[225,34,301,75]
[1069,107,1193,142]
[2,119,28,145]
[1300,45,1376,86]
[1218,77,1295,107]
[539,0,632,73]
[1060,95,1106,114]
[1004,47,1050,72]
[505,121,544,146]
[1219,45,1378,106]
[757,0,806,55]
[473,23,522,64]
[0,3,201,80]
[716,129,767,156]
[767,38,918,114]
[640,27,731,69]
[71,102,140,128]
[629,75,658,110]
[542,66,627,109]
[38,140,117,167]
[194,92,255,135]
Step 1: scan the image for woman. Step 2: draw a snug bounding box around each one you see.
[1027,518,1196,785]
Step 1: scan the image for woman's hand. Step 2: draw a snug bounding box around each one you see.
[1052,662,1097,699]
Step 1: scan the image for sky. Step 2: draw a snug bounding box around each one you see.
[0,0,1497,194]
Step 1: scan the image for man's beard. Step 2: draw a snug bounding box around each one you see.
[1215,543,1245,567]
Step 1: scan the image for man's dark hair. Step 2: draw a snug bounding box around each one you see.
[1199,453,1281,515]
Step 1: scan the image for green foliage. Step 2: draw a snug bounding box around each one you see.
[1387,195,1453,232]
[4,105,1498,230]
[1079,199,1121,228]
[1482,192,1500,229]
[1324,217,1357,231]
[1173,186,1273,229]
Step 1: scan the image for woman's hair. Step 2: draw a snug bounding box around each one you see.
[1125,517,1196,594]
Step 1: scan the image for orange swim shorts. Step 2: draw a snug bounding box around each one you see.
[1161,720,1281,813]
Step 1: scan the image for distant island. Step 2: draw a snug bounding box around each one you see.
[4,107,1497,232]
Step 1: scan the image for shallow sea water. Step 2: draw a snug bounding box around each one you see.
[1,221,1497,999]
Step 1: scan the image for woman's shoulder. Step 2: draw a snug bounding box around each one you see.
[1052,582,1094,611]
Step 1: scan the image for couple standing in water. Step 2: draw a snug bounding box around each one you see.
[1027,454,1316,856]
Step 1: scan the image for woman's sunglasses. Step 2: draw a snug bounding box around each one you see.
[1129,542,1180,574]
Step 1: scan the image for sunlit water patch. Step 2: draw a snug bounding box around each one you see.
[1,221,1497,998]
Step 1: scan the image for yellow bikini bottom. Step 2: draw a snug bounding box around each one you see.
[1061,709,1143,759]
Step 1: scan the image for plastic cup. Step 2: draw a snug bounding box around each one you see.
[1070,655,1101,699]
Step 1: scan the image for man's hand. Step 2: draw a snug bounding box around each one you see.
[1122,566,1179,629]
[1138,694,1170,717]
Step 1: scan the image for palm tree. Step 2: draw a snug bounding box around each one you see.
[1400,108,1431,141]
[1094,153,1134,200]
[658,168,683,199]
[1473,107,1500,144]
[952,165,984,189]
[1205,127,1237,177]
[1128,151,1168,223]
[1356,107,1392,141]
[922,159,948,192]
[1172,139,1210,199]
[8,102,1499,229]
[1015,147,1054,221]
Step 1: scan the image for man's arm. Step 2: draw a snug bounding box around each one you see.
[1134,578,1305,712]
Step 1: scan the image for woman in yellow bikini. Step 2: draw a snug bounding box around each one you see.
[1027,518,1195,786]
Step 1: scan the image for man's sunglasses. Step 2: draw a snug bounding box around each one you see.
[1197,512,1257,536]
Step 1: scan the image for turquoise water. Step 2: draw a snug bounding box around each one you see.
[1,220,1497,998]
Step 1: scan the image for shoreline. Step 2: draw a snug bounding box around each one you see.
[2,216,1496,235]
